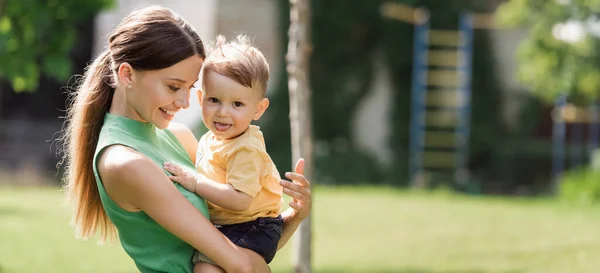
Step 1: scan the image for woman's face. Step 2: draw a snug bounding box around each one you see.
[127,55,203,129]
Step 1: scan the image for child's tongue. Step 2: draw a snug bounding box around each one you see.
[215,122,231,132]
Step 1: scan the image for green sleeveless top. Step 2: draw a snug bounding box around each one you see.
[92,113,210,273]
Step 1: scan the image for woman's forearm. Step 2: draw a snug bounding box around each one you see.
[277,208,303,250]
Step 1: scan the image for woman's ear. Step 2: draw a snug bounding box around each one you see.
[117,62,135,89]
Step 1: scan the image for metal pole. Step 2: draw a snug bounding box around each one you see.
[456,13,474,184]
[552,95,567,188]
[408,8,430,186]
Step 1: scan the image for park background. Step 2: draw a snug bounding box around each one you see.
[1,0,600,272]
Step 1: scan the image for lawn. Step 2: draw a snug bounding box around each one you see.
[0,186,599,273]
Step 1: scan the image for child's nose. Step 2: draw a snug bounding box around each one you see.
[216,106,228,116]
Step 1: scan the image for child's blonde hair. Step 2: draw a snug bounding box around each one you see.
[202,35,270,96]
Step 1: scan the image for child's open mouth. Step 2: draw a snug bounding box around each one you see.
[214,122,232,132]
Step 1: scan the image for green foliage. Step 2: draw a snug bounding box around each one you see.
[489,139,554,194]
[0,0,114,92]
[559,167,600,205]
[496,0,600,104]
[313,147,386,185]
[380,1,413,186]
[559,150,600,205]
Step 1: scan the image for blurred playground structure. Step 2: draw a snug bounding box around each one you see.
[379,2,600,192]
[383,3,500,187]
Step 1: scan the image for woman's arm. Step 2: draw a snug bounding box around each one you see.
[97,145,254,273]
[277,159,312,250]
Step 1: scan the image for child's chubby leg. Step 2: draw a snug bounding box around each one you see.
[193,263,225,273]
[193,251,270,273]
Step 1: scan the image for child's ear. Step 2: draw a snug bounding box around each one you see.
[196,89,203,106]
[253,98,269,120]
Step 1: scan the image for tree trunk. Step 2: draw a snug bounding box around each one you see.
[286,0,313,273]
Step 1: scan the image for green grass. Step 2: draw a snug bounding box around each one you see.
[1,186,600,273]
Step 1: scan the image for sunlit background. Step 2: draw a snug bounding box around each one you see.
[1,0,600,272]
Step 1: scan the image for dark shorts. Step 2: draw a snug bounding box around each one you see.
[193,215,284,264]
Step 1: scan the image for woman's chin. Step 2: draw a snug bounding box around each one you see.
[153,112,176,129]
[154,119,170,130]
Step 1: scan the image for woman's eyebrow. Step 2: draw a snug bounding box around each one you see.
[167,78,187,83]
[167,77,199,84]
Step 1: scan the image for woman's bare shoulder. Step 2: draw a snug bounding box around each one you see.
[97,145,147,176]
[96,145,166,211]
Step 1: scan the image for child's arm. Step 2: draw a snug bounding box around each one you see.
[163,148,262,211]
[163,162,253,211]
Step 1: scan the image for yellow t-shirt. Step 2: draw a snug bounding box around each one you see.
[196,125,283,225]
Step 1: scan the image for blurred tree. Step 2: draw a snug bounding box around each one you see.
[497,0,600,104]
[286,0,313,272]
[264,0,386,185]
[0,0,113,92]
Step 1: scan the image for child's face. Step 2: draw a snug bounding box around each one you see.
[199,71,268,140]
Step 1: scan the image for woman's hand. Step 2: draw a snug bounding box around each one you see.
[280,158,312,221]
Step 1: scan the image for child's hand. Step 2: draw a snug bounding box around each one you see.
[163,162,199,192]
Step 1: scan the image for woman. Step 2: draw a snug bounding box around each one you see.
[60,6,311,273]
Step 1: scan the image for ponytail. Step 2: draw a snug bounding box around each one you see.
[61,50,116,241]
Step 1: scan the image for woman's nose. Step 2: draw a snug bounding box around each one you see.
[174,90,190,109]
[174,98,189,109]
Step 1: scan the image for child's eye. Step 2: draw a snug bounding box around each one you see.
[208,98,219,103]
[168,86,180,92]
[234,102,244,107]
